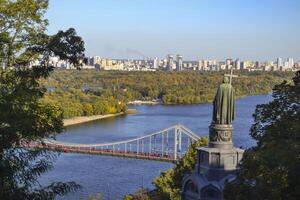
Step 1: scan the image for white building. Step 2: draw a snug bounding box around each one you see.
[176,55,183,71]
[167,54,174,71]
[235,58,241,70]
[153,57,160,69]
[277,57,283,68]
[288,58,294,68]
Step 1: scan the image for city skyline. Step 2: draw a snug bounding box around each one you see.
[46,0,300,60]
[48,54,299,72]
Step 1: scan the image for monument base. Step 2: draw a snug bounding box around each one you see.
[197,146,244,181]
[209,123,233,150]
[182,123,244,200]
[182,147,244,200]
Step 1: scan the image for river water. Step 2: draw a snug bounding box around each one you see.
[39,94,272,200]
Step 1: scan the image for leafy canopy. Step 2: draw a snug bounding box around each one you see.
[0,0,85,199]
[224,71,300,200]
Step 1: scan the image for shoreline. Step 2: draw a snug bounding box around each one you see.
[63,93,268,127]
[63,109,138,127]
[127,100,161,105]
[127,93,270,106]
[63,113,124,127]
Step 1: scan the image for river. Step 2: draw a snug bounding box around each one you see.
[39,94,272,200]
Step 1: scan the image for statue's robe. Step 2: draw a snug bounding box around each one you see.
[213,83,235,124]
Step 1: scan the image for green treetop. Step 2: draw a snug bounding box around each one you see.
[0,0,85,199]
[224,70,300,200]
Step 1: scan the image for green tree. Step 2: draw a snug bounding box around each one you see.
[83,103,94,116]
[0,0,85,199]
[224,71,300,200]
[88,192,103,200]
[153,137,208,200]
[123,188,151,200]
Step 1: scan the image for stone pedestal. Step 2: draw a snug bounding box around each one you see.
[197,147,244,181]
[209,123,233,150]
[182,124,244,200]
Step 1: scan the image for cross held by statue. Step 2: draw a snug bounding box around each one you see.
[224,68,238,84]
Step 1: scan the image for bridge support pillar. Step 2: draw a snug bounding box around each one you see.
[174,128,178,160]
[137,140,139,155]
[161,132,164,157]
[149,137,152,155]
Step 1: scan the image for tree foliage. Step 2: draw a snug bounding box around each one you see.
[42,70,294,106]
[224,71,300,200]
[153,137,208,200]
[0,0,85,199]
[42,88,127,119]
[123,188,152,200]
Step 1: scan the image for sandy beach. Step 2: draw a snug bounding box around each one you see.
[63,109,138,127]
[127,100,160,105]
[63,113,124,127]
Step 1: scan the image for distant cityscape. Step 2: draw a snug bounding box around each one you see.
[31,55,300,72]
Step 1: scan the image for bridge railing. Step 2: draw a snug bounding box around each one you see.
[34,124,202,162]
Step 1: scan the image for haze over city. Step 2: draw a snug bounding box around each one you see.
[46,0,300,61]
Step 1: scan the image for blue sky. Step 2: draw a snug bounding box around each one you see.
[46,0,300,60]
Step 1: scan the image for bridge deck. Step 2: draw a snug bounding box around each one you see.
[26,124,200,162]
[29,143,177,162]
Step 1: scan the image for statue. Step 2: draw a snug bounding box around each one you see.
[209,69,238,147]
[212,76,235,124]
[182,70,244,200]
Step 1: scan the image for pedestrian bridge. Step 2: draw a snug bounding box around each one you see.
[29,124,201,162]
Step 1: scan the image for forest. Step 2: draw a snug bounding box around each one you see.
[42,89,127,119]
[41,70,294,118]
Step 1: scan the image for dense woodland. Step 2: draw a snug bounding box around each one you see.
[41,70,293,118]
[42,89,127,119]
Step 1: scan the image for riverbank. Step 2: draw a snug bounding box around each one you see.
[127,100,161,105]
[63,109,138,127]
[63,113,124,127]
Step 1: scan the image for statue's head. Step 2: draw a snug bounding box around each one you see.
[223,76,229,84]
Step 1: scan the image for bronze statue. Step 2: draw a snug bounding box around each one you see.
[212,76,235,125]
[209,70,238,146]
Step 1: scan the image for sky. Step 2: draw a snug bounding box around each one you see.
[46,0,300,61]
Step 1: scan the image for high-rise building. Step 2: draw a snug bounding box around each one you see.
[277,57,283,68]
[225,58,232,70]
[255,61,261,68]
[176,54,183,71]
[210,59,218,66]
[235,58,241,70]
[198,60,203,70]
[153,57,159,69]
[167,54,174,71]
[90,56,101,66]
[287,58,294,68]
[242,60,253,70]
[203,60,209,70]
[284,61,289,70]
[100,59,107,68]
[226,58,232,66]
